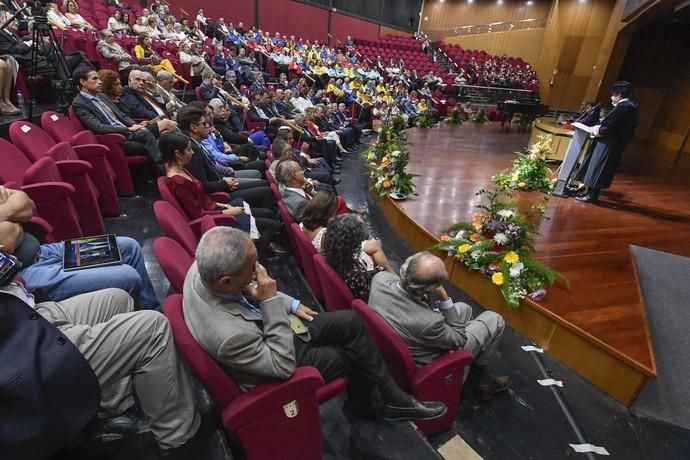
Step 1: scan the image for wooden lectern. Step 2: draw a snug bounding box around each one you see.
[553,122,596,196]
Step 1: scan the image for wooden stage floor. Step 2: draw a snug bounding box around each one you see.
[395,124,690,383]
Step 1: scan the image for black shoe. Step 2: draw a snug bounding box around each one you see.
[86,408,150,442]
[381,398,447,422]
[575,194,596,203]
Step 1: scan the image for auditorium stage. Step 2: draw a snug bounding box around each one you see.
[374,123,690,405]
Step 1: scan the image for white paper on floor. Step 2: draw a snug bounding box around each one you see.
[569,443,610,455]
[537,379,563,387]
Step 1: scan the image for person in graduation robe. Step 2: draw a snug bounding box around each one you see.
[577,81,638,203]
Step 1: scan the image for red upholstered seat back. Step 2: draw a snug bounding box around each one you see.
[153,201,199,256]
[312,254,353,311]
[153,238,194,293]
[41,111,82,143]
[350,299,416,391]
[156,176,190,219]
[163,295,243,409]
[10,122,65,162]
[0,138,32,184]
[290,223,323,300]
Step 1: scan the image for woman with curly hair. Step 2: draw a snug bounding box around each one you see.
[322,214,393,301]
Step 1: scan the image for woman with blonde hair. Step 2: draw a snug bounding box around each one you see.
[63,0,94,30]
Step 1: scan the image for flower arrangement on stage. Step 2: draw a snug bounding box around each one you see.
[435,188,566,309]
[414,110,437,128]
[363,115,416,197]
[445,107,466,126]
[469,108,489,124]
[492,134,556,193]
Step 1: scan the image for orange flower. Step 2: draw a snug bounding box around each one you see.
[440,234,451,242]
[383,181,391,189]
[470,233,482,242]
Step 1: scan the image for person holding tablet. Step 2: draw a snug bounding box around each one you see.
[0,186,161,310]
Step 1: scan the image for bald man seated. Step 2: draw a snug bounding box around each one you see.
[182,227,448,422]
[368,251,511,401]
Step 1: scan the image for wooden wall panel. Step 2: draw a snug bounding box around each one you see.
[445,28,545,65]
[536,0,616,109]
[379,25,411,37]
[420,0,551,41]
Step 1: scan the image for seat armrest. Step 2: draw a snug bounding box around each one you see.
[22,182,75,201]
[24,216,55,243]
[210,191,231,202]
[188,214,237,237]
[55,159,92,176]
[72,143,110,159]
[95,133,127,144]
[222,367,324,431]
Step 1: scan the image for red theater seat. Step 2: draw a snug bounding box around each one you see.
[351,299,474,435]
[312,253,353,312]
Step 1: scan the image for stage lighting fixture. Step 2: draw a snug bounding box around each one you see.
[498,0,504,4]
[527,0,534,5]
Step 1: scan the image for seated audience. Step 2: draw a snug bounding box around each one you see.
[0,187,160,309]
[73,67,162,162]
[178,41,214,77]
[176,105,276,209]
[208,98,270,148]
[272,131,337,186]
[107,9,128,36]
[321,214,393,300]
[368,251,511,400]
[159,131,285,258]
[183,226,448,421]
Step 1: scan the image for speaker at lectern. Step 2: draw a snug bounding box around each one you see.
[553,122,597,196]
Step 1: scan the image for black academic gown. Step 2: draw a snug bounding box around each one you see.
[582,99,638,192]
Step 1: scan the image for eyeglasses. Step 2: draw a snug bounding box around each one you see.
[193,121,210,127]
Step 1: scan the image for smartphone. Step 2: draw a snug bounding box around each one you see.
[0,250,20,286]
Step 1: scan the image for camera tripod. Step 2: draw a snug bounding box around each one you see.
[0,2,74,118]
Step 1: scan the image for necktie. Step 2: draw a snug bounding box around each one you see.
[92,97,125,127]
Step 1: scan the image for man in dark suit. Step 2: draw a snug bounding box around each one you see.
[577,81,639,203]
[119,69,171,120]
[183,226,447,421]
[71,67,161,161]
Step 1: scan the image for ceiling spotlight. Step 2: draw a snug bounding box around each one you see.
[527,0,534,4]
[440,0,444,3]
[497,0,504,4]
[468,0,474,3]
[579,0,587,2]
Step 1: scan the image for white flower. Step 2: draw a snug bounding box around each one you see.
[391,150,401,157]
[497,209,515,220]
[454,230,466,240]
[471,251,481,260]
[509,262,524,278]
[493,233,509,245]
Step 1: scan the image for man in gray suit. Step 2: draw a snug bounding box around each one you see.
[277,159,313,221]
[97,29,134,71]
[182,226,447,421]
[368,251,511,401]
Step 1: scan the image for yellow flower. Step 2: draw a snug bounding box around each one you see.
[458,244,472,253]
[504,251,520,264]
[492,272,504,285]
[518,182,526,188]
[367,153,375,161]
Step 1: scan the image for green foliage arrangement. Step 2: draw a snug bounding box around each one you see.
[363,115,416,197]
[434,188,567,309]
[492,134,556,193]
